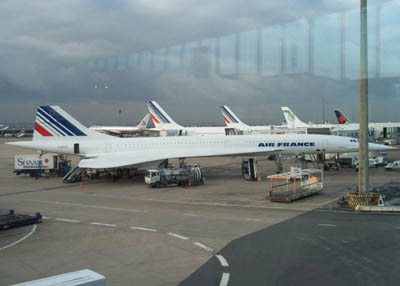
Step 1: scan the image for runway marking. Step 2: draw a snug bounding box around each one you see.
[194,242,214,252]
[168,232,189,240]
[219,272,230,286]
[56,218,80,223]
[21,194,313,212]
[321,197,340,205]
[9,198,146,213]
[394,227,400,230]
[183,213,199,217]
[245,218,261,222]
[216,254,229,267]
[91,222,117,227]
[42,216,51,219]
[317,208,400,216]
[130,226,157,232]
[0,224,37,251]
[318,224,336,227]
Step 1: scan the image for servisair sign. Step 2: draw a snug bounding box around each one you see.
[14,154,56,170]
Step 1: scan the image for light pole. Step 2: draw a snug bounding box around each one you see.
[359,0,369,194]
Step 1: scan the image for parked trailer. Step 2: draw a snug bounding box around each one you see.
[145,165,204,187]
[14,154,71,177]
[0,210,42,230]
[267,168,323,202]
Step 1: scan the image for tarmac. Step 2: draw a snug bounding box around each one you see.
[0,138,399,285]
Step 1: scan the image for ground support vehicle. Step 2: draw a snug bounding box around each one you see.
[14,154,71,177]
[242,159,257,180]
[267,167,323,202]
[354,158,379,171]
[145,165,204,187]
[385,160,400,171]
[0,209,42,230]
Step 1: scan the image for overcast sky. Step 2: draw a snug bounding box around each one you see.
[0,0,398,127]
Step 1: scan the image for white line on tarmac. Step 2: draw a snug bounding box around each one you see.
[244,218,261,222]
[183,213,199,217]
[321,197,340,205]
[193,242,214,252]
[168,232,189,240]
[90,222,117,227]
[317,224,336,227]
[56,218,80,223]
[42,216,51,219]
[130,226,157,232]
[317,208,400,216]
[219,273,230,286]
[9,198,146,213]
[216,255,229,267]
[394,227,400,230]
[19,195,312,212]
[0,224,37,251]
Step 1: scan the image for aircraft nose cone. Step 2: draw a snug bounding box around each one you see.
[368,143,397,151]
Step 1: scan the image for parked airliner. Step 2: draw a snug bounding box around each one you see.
[89,113,151,135]
[281,106,374,140]
[6,106,393,170]
[146,101,227,136]
[0,125,8,131]
[333,109,400,143]
[219,105,288,133]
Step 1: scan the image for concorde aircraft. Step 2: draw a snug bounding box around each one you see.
[6,106,393,170]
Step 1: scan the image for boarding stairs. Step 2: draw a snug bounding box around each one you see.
[63,167,83,183]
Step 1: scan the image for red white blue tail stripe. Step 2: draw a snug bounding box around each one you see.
[146,101,171,124]
[35,106,87,137]
[219,106,239,124]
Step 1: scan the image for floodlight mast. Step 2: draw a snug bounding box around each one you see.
[359,0,369,194]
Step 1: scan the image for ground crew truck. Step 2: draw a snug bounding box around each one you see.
[14,153,71,177]
[145,164,204,187]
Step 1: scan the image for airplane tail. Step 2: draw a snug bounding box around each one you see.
[334,109,351,124]
[281,107,309,128]
[137,113,151,129]
[219,105,248,128]
[146,101,183,129]
[33,106,110,141]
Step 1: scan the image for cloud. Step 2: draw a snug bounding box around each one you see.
[0,0,399,125]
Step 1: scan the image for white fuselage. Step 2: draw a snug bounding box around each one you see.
[177,126,228,136]
[13,134,379,158]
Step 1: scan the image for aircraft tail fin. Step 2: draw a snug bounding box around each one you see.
[137,113,151,129]
[33,106,111,141]
[219,105,248,127]
[281,107,309,128]
[146,101,183,129]
[334,109,351,124]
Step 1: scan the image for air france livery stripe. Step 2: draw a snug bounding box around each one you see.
[36,112,66,136]
[40,106,86,136]
[220,106,239,124]
[147,101,170,124]
[150,113,161,124]
[37,108,74,136]
[34,106,87,137]
[34,122,53,136]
